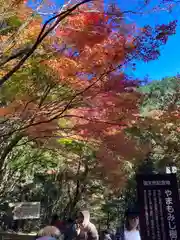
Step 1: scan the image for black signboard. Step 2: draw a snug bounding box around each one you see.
[136,174,180,240]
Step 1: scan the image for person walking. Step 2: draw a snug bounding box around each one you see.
[66,210,98,240]
[64,218,75,240]
[51,214,65,233]
[36,225,62,240]
[102,230,112,240]
[115,208,141,240]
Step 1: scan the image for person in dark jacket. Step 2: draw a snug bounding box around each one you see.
[51,214,65,233]
[64,218,75,240]
[102,230,112,240]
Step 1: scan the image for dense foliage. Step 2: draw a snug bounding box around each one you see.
[0,0,179,233]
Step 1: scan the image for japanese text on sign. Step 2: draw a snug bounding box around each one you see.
[165,190,177,240]
[143,180,170,186]
[11,202,40,220]
[137,174,180,240]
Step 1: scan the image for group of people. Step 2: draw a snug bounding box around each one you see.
[36,208,141,240]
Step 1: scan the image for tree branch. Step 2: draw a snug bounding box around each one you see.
[0,46,31,67]
[0,0,92,87]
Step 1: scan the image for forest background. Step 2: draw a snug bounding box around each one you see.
[0,0,180,233]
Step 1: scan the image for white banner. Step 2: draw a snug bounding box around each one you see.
[10,202,40,220]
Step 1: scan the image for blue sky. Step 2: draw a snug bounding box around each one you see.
[130,8,180,81]
[29,0,180,81]
[134,28,180,81]
[117,0,180,81]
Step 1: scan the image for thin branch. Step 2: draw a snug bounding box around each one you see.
[0,0,92,87]
[63,114,128,126]
[0,0,44,54]
[0,46,31,67]
[0,65,121,139]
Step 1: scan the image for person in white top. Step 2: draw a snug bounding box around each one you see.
[115,208,141,240]
[124,210,141,240]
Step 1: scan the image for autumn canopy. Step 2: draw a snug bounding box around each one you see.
[0,0,178,188]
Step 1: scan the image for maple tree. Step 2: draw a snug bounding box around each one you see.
[1,76,180,231]
[108,76,180,217]
[0,0,179,190]
[133,76,180,171]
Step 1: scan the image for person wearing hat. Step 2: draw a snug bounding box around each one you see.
[115,207,141,240]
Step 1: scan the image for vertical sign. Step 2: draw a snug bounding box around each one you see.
[136,174,180,240]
